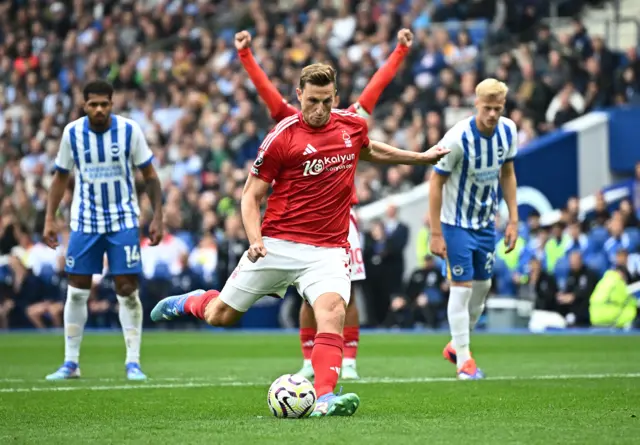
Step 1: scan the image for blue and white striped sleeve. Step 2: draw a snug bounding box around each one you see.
[54,126,74,173]
[131,122,154,169]
[432,130,463,176]
[505,120,518,162]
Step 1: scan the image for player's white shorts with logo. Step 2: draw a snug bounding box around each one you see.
[348,209,366,282]
[219,237,351,312]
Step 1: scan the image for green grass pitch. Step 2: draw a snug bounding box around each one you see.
[1,331,639,444]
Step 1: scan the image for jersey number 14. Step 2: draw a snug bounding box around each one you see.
[124,245,141,268]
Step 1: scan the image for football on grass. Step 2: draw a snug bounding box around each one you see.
[267,374,316,418]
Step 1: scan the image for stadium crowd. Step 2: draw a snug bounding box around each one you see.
[0,0,638,330]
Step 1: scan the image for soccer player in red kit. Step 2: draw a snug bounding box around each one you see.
[151,64,449,417]
[234,28,414,380]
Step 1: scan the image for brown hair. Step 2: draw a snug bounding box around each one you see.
[299,63,337,90]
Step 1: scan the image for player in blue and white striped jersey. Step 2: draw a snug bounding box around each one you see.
[429,78,519,380]
[42,80,164,381]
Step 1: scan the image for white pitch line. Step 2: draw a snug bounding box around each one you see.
[0,376,228,383]
[1,372,639,394]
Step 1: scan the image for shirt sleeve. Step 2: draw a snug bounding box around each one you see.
[54,126,74,173]
[238,47,292,121]
[505,121,518,161]
[131,121,154,168]
[250,127,286,183]
[433,130,463,176]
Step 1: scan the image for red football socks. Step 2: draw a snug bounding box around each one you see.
[343,326,360,360]
[184,290,219,320]
[300,328,316,360]
[311,332,344,397]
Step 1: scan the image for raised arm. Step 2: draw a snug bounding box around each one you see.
[352,29,413,116]
[235,31,298,122]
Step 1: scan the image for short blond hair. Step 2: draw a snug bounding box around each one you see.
[299,63,337,90]
[475,78,508,100]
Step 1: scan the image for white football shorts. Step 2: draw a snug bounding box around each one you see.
[219,236,351,312]
[348,208,366,282]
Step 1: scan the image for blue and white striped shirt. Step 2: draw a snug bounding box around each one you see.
[54,115,154,234]
[434,116,518,230]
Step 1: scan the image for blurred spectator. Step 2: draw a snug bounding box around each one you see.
[387,254,448,328]
[618,199,639,229]
[216,213,248,289]
[522,257,559,308]
[415,211,432,267]
[583,191,611,230]
[363,219,391,326]
[604,216,631,265]
[552,251,598,327]
[634,162,640,217]
[565,221,588,255]
[589,266,636,328]
[383,204,409,298]
[545,222,569,274]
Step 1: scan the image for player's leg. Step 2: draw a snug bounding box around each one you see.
[468,279,491,328]
[107,228,147,380]
[342,215,365,380]
[296,299,317,380]
[469,228,496,331]
[150,276,249,327]
[46,231,103,380]
[296,248,359,417]
[151,240,290,327]
[441,224,483,380]
[341,284,360,379]
[113,273,146,379]
[297,284,360,381]
[446,229,495,368]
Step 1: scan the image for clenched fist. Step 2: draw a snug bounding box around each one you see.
[235,31,252,51]
[397,29,414,48]
[247,241,267,263]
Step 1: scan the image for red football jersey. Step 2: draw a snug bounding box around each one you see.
[273,103,362,207]
[251,109,370,248]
